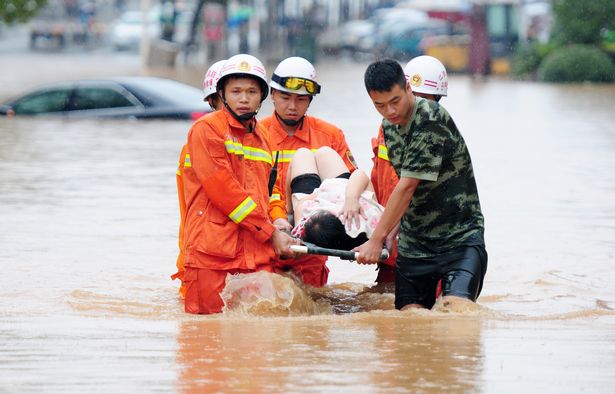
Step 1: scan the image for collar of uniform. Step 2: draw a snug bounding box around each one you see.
[271,112,310,144]
[382,96,418,137]
[221,107,260,134]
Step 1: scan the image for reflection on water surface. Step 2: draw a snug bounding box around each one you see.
[1,56,615,392]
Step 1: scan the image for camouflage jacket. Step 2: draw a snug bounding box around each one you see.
[382,97,484,258]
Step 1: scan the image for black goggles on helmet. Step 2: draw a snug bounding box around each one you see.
[271,73,321,95]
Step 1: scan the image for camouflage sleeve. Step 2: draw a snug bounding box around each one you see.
[400,123,445,182]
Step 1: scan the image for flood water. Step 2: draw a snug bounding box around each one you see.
[2,52,615,392]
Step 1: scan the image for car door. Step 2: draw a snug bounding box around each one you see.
[67,82,145,118]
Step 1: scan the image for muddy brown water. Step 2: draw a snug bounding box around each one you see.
[1,52,615,392]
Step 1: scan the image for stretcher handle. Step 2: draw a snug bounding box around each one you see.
[290,244,390,261]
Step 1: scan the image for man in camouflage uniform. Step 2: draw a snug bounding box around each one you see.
[356,59,487,310]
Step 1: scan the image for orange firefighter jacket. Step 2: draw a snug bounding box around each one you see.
[260,114,357,286]
[370,126,399,206]
[261,114,357,195]
[180,109,285,271]
[172,144,189,297]
[370,126,400,268]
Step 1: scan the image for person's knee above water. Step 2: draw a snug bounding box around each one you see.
[261,57,357,287]
[287,147,385,252]
[180,54,297,315]
[359,59,487,310]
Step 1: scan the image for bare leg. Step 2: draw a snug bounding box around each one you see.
[287,148,318,222]
[288,148,318,180]
[314,146,349,179]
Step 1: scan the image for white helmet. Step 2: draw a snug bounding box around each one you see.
[216,54,269,101]
[202,60,226,100]
[270,56,321,96]
[404,56,448,97]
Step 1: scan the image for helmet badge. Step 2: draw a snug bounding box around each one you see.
[410,74,422,87]
[238,61,251,72]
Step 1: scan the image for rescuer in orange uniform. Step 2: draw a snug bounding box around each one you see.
[261,57,357,287]
[172,59,226,299]
[370,56,449,284]
[181,54,297,314]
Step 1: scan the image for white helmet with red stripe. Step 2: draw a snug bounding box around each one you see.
[216,54,269,101]
[202,59,226,100]
[404,55,448,97]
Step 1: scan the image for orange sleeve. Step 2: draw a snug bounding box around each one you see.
[268,181,287,222]
[173,144,187,294]
[176,144,188,241]
[332,128,358,172]
[266,136,287,222]
[188,122,275,243]
[370,126,399,205]
[370,135,381,200]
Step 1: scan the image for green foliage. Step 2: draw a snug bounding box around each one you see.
[0,0,48,23]
[538,45,615,82]
[511,42,559,79]
[602,29,615,54]
[553,0,615,45]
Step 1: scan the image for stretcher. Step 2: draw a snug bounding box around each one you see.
[290,242,389,261]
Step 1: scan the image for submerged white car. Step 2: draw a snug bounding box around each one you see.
[110,10,161,51]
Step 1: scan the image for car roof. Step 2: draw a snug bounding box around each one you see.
[111,77,203,105]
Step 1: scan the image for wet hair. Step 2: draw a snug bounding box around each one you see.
[302,211,368,251]
[364,59,406,93]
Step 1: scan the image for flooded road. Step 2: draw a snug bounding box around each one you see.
[1,52,615,392]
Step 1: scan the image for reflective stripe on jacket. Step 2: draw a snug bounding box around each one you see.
[261,114,357,204]
[182,109,283,270]
[370,126,399,206]
[172,144,189,298]
[261,114,355,286]
[370,126,400,267]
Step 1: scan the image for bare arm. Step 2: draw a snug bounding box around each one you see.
[354,177,420,264]
[341,170,370,230]
[345,169,370,201]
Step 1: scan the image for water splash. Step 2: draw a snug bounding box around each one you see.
[220,271,331,316]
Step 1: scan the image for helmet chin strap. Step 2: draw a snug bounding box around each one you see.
[221,94,262,131]
[275,112,304,127]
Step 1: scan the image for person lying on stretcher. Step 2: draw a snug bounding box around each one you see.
[286,146,392,251]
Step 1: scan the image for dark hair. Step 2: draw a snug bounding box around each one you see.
[364,59,406,93]
[302,211,368,250]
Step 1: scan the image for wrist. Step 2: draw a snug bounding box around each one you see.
[345,193,360,201]
[370,232,386,244]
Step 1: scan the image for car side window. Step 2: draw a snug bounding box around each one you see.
[12,89,71,114]
[71,87,135,111]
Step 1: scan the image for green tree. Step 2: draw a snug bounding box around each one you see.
[553,0,615,44]
[0,0,48,24]
[538,45,615,82]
